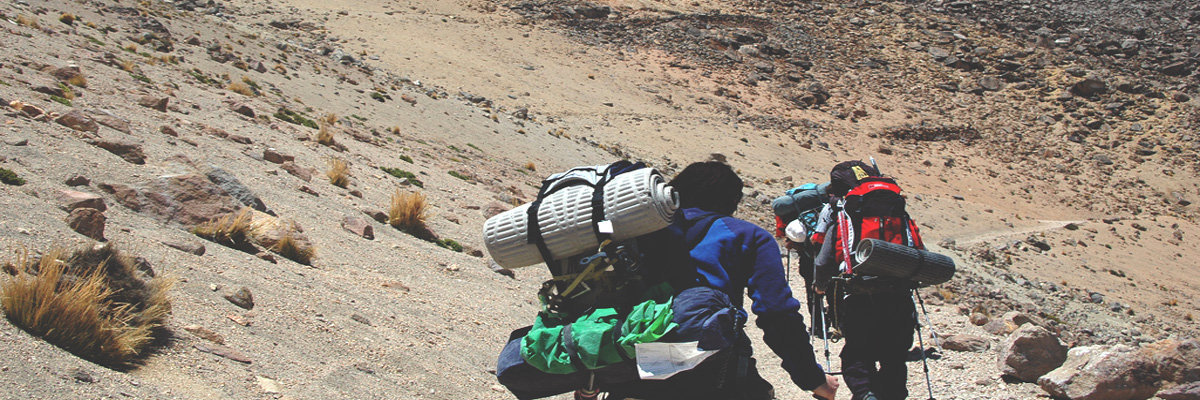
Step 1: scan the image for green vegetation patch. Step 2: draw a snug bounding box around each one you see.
[50,95,71,106]
[380,167,424,188]
[0,168,26,185]
[436,238,463,252]
[274,108,318,129]
[447,171,472,182]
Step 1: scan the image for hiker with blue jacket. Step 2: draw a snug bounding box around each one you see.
[620,161,838,399]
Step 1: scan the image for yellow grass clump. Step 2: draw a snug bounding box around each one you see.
[120,59,137,73]
[16,15,40,29]
[226,81,255,96]
[388,189,429,235]
[191,208,253,247]
[1,245,173,369]
[316,124,336,147]
[59,13,76,25]
[272,229,315,265]
[326,158,350,188]
[523,162,537,172]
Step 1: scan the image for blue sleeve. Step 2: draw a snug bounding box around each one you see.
[734,221,828,390]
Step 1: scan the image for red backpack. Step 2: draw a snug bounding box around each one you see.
[832,176,924,275]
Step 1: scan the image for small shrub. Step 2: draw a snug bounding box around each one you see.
[66,75,87,88]
[448,171,472,181]
[317,125,336,147]
[121,60,137,72]
[436,238,463,252]
[191,209,254,248]
[16,15,39,29]
[50,95,72,107]
[226,82,255,96]
[130,74,151,84]
[523,162,536,171]
[241,76,260,91]
[320,113,338,126]
[388,189,429,235]
[398,154,413,163]
[273,108,318,129]
[57,83,76,100]
[59,13,76,25]
[326,158,350,188]
[380,167,423,188]
[0,168,25,185]
[123,43,138,53]
[467,143,481,151]
[271,228,315,265]
[1,245,174,369]
[388,126,402,135]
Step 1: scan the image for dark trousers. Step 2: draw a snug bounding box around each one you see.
[837,290,916,400]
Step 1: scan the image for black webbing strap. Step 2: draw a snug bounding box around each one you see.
[590,178,610,244]
[526,198,556,266]
[560,324,590,372]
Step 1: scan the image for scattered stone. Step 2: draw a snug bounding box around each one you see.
[160,125,179,137]
[163,240,205,255]
[88,139,146,164]
[91,112,131,134]
[137,95,169,112]
[341,216,374,240]
[228,102,255,118]
[401,94,416,105]
[52,66,84,82]
[970,312,989,326]
[182,324,225,344]
[999,324,1068,382]
[9,101,46,119]
[979,76,1004,91]
[224,287,254,310]
[298,185,319,196]
[206,167,273,215]
[363,208,388,223]
[70,368,96,383]
[256,251,277,263]
[943,334,990,352]
[490,260,515,278]
[256,376,281,394]
[65,175,90,187]
[350,314,372,326]
[226,313,251,326]
[194,343,252,363]
[263,148,294,164]
[66,208,106,241]
[1039,344,1158,400]
[56,190,107,212]
[55,111,100,134]
[1070,78,1108,98]
[99,174,240,227]
[281,161,314,182]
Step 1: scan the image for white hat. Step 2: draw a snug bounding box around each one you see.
[785,220,807,243]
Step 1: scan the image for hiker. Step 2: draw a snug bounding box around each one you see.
[771,182,834,337]
[493,160,836,400]
[609,161,838,400]
[813,160,920,400]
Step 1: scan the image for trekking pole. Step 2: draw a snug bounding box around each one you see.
[912,290,936,400]
[914,288,941,348]
[574,372,599,400]
[817,292,833,373]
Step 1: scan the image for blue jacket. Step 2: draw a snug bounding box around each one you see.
[647,208,827,390]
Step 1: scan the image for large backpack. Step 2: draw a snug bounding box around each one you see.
[832,176,925,277]
[771,182,829,241]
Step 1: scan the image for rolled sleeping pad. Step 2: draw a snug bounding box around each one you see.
[482,168,679,269]
[853,238,955,287]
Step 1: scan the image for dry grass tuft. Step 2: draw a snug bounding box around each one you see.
[191,208,254,248]
[226,81,255,96]
[523,162,537,172]
[316,124,336,147]
[120,59,137,73]
[67,74,88,88]
[388,189,430,235]
[1,245,173,369]
[123,43,138,53]
[16,15,40,29]
[326,158,350,188]
[59,13,76,25]
[271,228,315,265]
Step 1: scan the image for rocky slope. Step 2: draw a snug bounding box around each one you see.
[0,0,1197,399]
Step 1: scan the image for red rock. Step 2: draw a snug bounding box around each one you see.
[194,343,251,364]
[56,190,107,212]
[182,324,224,344]
[137,95,169,112]
[66,208,106,241]
[1039,345,1158,400]
[98,174,239,227]
[55,110,100,134]
[10,101,46,119]
[281,161,314,182]
[92,113,131,134]
[999,324,1067,382]
[160,125,179,137]
[263,148,294,164]
[89,139,146,164]
[228,102,255,118]
[65,175,90,186]
[51,66,83,82]
[342,216,374,240]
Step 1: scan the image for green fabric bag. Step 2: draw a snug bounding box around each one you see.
[520,297,678,374]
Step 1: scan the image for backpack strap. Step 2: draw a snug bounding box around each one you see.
[837,202,855,275]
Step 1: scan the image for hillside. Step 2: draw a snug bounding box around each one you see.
[0,0,1197,399]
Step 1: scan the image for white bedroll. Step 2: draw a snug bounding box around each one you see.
[483,167,679,269]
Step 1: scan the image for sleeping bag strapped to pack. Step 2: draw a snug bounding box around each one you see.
[771,182,830,241]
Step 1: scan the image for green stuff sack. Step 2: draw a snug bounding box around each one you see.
[520,297,677,374]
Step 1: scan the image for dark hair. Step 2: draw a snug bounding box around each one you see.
[668,161,743,215]
[828,160,879,197]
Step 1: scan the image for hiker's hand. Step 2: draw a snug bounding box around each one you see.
[813,285,825,295]
[811,375,839,400]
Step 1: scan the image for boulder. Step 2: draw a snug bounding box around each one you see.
[263,148,294,164]
[943,334,990,352]
[1038,345,1159,400]
[137,95,169,112]
[66,208,106,241]
[89,139,146,164]
[999,324,1068,382]
[1146,339,1200,384]
[98,174,239,227]
[1158,382,1200,400]
[54,111,100,134]
[205,167,273,215]
[341,216,374,240]
[56,190,107,212]
[91,111,132,134]
[228,102,255,118]
[280,161,314,182]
